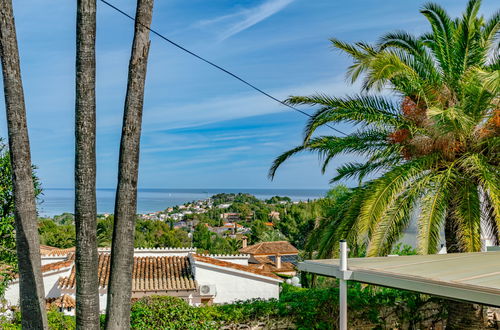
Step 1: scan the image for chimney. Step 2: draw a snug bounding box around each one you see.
[276,253,282,269]
[242,236,247,248]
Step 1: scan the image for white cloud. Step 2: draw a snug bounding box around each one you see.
[197,0,295,41]
[137,75,360,132]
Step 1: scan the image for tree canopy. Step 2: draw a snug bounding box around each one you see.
[270,0,499,257]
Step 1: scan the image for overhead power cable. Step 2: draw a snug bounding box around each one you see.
[99,0,348,136]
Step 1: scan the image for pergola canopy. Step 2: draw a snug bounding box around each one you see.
[299,251,500,307]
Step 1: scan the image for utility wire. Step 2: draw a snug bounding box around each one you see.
[99,0,348,136]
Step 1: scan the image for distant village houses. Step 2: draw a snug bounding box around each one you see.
[269,211,280,221]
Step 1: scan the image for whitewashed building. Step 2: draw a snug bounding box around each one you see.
[3,246,283,315]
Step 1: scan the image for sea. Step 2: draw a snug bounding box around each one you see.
[37,188,329,218]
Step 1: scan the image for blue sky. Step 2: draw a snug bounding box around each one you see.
[0,0,497,189]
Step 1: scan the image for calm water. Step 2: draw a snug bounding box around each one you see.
[37,188,328,217]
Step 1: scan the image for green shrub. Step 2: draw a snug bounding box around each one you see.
[0,284,443,329]
[130,296,219,329]
[46,308,76,330]
[0,308,75,330]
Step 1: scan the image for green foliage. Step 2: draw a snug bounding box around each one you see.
[134,219,191,248]
[128,284,442,329]
[0,145,16,267]
[391,243,418,256]
[46,308,76,330]
[38,215,191,249]
[265,196,291,204]
[259,229,287,242]
[192,223,241,254]
[124,285,442,329]
[1,309,76,330]
[39,219,76,248]
[249,220,268,243]
[130,296,218,329]
[51,213,75,225]
[211,193,260,206]
[0,140,42,296]
[0,284,444,329]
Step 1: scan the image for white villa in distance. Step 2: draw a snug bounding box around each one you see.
[4,246,283,315]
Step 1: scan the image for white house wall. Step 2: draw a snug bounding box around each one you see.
[208,255,250,266]
[123,248,196,257]
[4,267,71,307]
[193,263,280,304]
[41,256,68,265]
[59,287,107,315]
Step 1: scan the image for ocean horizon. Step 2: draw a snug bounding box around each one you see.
[38,188,329,217]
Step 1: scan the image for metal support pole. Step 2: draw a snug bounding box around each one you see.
[339,240,348,330]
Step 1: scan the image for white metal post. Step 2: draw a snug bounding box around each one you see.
[339,240,348,330]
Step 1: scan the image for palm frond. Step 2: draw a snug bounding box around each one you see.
[286,95,403,142]
[481,9,500,57]
[331,156,400,183]
[453,181,481,252]
[420,2,454,77]
[461,154,500,222]
[417,171,454,254]
[480,188,500,244]
[427,106,477,137]
[362,50,438,97]
[268,144,308,180]
[366,174,430,256]
[330,39,378,83]
[269,130,393,179]
[316,188,365,258]
[356,156,436,245]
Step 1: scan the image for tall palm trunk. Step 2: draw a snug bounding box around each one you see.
[444,215,486,329]
[75,0,99,328]
[0,1,48,328]
[105,1,154,328]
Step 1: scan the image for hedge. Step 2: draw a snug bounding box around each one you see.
[1,283,444,329]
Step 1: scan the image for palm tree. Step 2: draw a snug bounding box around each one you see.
[0,1,48,328]
[74,0,99,328]
[105,0,155,328]
[270,0,498,326]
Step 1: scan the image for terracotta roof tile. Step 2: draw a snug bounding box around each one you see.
[239,241,298,255]
[59,254,197,291]
[40,245,75,256]
[41,260,74,273]
[12,259,73,278]
[249,256,296,273]
[193,254,283,281]
[46,295,76,309]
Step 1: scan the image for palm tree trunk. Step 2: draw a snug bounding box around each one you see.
[444,215,486,329]
[75,0,99,328]
[0,1,48,328]
[105,1,154,328]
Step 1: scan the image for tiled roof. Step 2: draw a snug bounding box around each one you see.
[41,260,73,273]
[59,254,197,291]
[192,254,283,281]
[223,223,244,228]
[40,245,75,256]
[239,241,298,256]
[12,259,73,279]
[249,256,296,273]
[46,295,76,309]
